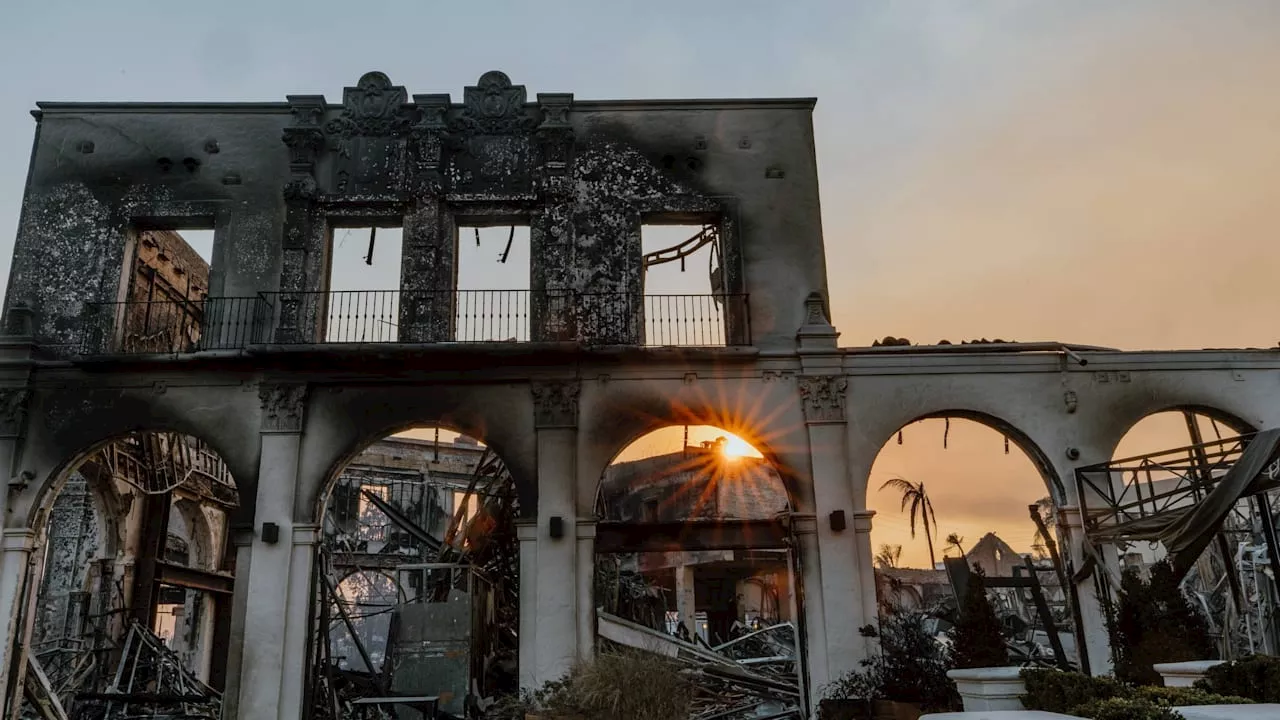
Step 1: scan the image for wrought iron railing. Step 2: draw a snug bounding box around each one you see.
[78,290,751,354]
[79,297,267,355]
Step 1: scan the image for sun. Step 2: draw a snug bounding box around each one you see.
[718,433,763,459]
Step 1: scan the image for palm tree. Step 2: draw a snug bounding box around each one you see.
[880,476,939,569]
[875,543,903,569]
[945,533,966,557]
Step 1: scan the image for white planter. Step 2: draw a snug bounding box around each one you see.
[1152,660,1225,688]
[947,667,1027,712]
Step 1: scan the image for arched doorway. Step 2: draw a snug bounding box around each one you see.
[594,424,801,712]
[14,430,238,717]
[1095,407,1276,658]
[308,425,520,719]
[867,414,1074,669]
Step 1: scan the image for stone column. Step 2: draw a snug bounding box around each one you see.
[235,383,306,720]
[791,513,827,703]
[516,520,539,690]
[219,528,255,720]
[529,381,580,686]
[797,375,867,688]
[278,524,319,719]
[1059,506,1113,675]
[852,510,878,636]
[0,528,36,712]
[576,520,596,660]
[676,563,697,639]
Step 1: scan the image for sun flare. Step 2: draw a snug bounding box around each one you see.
[719,433,763,459]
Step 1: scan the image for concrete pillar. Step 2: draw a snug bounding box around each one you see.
[278,525,319,720]
[534,426,577,683]
[676,564,697,639]
[792,514,828,701]
[798,404,870,676]
[0,528,36,712]
[576,520,596,660]
[220,528,254,720]
[516,520,538,690]
[236,383,307,720]
[527,380,581,687]
[1059,506,1113,675]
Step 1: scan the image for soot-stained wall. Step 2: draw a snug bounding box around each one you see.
[6,71,825,353]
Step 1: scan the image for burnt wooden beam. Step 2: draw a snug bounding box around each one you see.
[155,561,234,595]
[594,520,788,554]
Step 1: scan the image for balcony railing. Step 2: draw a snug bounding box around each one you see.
[80,297,266,355]
[78,290,750,355]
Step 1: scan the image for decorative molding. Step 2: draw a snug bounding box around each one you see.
[1,528,38,552]
[259,383,307,432]
[797,374,848,424]
[531,380,579,428]
[762,370,795,383]
[325,71,411,142]
[292,524,322,546]
[451,71,538,135]
[0,388,30,438]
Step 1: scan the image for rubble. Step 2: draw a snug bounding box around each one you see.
[598,611,802,719]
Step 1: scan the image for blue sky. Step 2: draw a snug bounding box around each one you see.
[5,1,1280,564]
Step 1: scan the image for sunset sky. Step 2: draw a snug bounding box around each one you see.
[4,1,1279,567]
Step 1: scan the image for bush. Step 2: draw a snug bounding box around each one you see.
[1068,697,1183,720]
[1109,561,1215,685]
[493,649,693,720]
[1020,668,1254,719]
[1021,669,1125,714]
[824,610,958,711]
[949,565,1010,669]
[1194,654,1280,703]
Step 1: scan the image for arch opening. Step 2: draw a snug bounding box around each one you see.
[14,430,238,717]
[309,425,518,719]
[867,414,1076,670]
[1089,406,1279,661]
[594,424,796,670]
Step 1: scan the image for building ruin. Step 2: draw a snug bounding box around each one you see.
[1,70,1279,718]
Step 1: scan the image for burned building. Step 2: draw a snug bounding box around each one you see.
[2,70,1280,719]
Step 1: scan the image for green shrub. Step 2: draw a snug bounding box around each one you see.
[1021,669,1125,714]
[1108,561,1215,685]
[1132,685,1252,706]
[824,610,958,711]
[1194,654,1280,703]
[949,565,1011,669]
[1069,697,1183,720]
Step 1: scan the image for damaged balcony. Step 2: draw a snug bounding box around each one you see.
[77,291,751,355]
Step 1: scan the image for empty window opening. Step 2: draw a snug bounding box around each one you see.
[455,224,531,341]
[175,229,215,265]
[326,223,403,342]
[113,225,215,353]
[641,223,728,346]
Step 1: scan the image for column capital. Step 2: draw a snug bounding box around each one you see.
[230,525,256,548]
[575,519,597,540]
[1,527,37,551]
[852,510,875,533]
[515,519,539,541]
[0,388,30,438]
[798,374,848,424]
[292,524,321,546]
[531,380,579,429]
[259,383,307,433]
[790,513,819,536]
